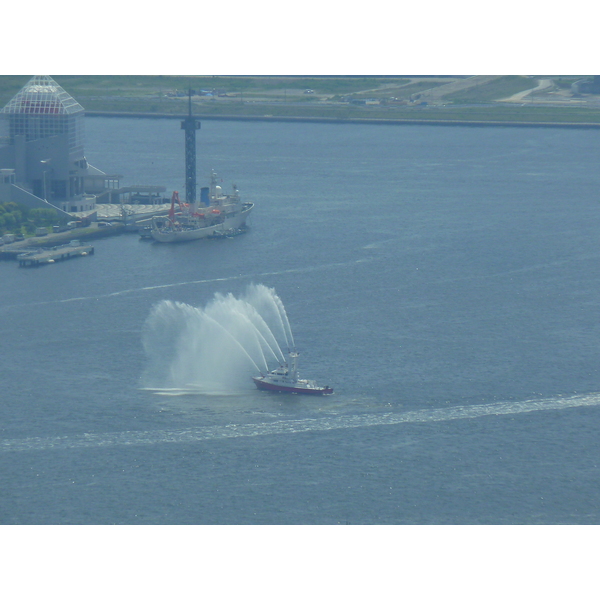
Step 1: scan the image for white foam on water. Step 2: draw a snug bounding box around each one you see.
[141,386,246,397]
[2,392,599,453]
[4,260,366,310]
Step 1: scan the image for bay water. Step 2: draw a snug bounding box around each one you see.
[1,117,600,524]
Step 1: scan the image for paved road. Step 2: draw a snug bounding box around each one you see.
[410,75,502,104]
[499,78,554,102]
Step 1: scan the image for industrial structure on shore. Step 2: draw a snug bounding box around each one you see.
[0,76,121,218]
[181,91,201,204]
[0,76,171,228]
[0,77,221,235]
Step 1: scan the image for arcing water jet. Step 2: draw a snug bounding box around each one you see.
[141,284,294,392]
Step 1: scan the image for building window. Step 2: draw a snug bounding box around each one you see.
[51,180,67,199]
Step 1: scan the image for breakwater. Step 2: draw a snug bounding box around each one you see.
[85,110,600,129]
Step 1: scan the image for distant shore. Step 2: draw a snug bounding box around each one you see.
[85,110,600,129]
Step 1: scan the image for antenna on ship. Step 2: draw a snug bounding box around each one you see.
[181,86,201,205]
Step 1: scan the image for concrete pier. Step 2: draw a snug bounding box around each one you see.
[17,241,94,267]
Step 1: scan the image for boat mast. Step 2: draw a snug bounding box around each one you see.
[181,88,201,205]
[289,351,299,382]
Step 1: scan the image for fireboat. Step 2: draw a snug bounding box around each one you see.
[252,351,333,396]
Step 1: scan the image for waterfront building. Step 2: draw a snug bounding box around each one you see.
[0,75,117,215]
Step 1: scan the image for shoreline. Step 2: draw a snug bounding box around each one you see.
[0,224,126,260]
[85,110,600,129]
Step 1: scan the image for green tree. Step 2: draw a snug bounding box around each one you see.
[29,208,59,227]
[2,202,20,213]
[2,212,15,230]
[11,209,22,226]
[0,202,30,233]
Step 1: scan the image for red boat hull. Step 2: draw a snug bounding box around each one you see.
[252,377,333,395]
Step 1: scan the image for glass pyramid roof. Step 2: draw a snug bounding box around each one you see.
[1,75,84,115]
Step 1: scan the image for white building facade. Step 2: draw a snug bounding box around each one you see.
[0,76,113,214]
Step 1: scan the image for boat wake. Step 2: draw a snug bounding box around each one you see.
[140,386,244,397]
[0,259,370,312]
[2,392,600,453]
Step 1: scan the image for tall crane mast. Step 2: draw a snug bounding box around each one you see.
[181,89,201,204]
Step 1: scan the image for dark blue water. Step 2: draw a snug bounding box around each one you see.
[1,118,600,524]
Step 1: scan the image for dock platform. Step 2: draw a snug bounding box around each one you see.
[17,241,94,267]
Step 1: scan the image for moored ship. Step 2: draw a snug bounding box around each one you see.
[150,170,253,243]
[252,351,333,396]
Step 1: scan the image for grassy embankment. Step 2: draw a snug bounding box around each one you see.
[1,75,600,124]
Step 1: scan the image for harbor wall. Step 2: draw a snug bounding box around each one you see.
[85,111,600,129]
[0,222,125,260]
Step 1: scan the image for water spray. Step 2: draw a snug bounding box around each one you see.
[141,284,296,392]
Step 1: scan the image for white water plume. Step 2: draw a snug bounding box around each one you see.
[141,284,294,392]
[245,283,295,351]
